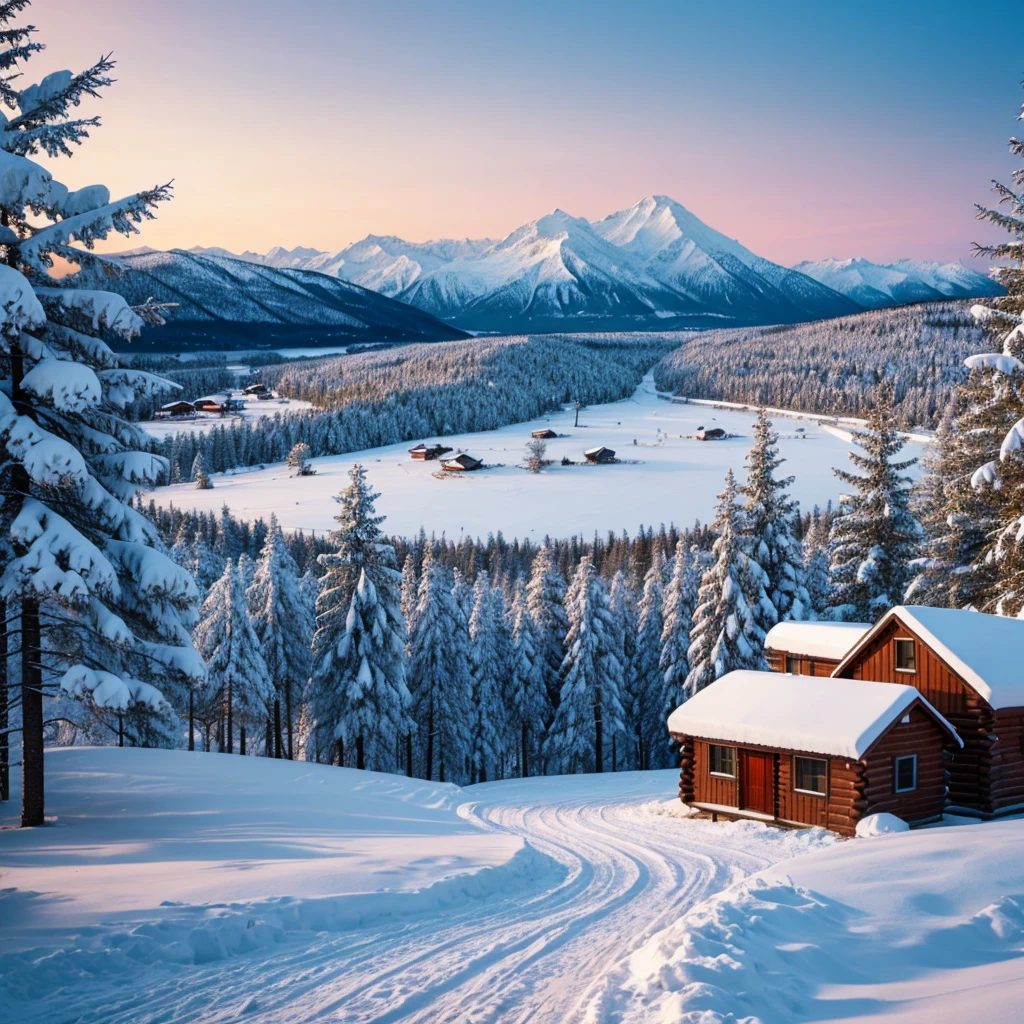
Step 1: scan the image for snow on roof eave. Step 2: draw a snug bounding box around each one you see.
[764,621,872,660]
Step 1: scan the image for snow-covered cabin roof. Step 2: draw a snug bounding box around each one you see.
[832,606,1024,710]
[584,446,614,455]
[764,621,871,661]
[666,670,961,759]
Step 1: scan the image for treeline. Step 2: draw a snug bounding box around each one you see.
[152,333,684,481]
[653,301,987,429]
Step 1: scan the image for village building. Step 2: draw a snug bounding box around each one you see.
[440,453,483,471]
[668,670,961,836]
[831,606,1024,818]
[765,620,871,675]
[154,400,196,419]
[409,443,453,461]
[695,427,726,440]
[243,383,268,395]
[531,428,557,439]
[583,446,616,464]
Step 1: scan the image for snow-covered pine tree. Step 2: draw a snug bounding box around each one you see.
[0,5,203,824]
[543,556,625,774]
[468,571,503,783]
[192,450,212,489]
[742,409,810,622]
[247,514,310,759]
[286,442,314,477]
[685,470,770,696]
[658,541,701,726]
[625,551,664,770]
[400,553,417,626]
[827,382,921,621]
[307,465,409,769]
[957,84,1024,614]
[509,578,548,777]
[608,569,636,770]
[802,506,834,617]
[407,543,469,781]
[193,561,272,755]
[525,546,568,729]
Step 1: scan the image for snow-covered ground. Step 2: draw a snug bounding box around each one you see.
[152,376,926,539]
[139,391,315,440]
[0,748,832,1023]
[3,749,1023,1022]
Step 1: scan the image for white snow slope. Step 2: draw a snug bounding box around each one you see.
[152,375,925,540]
[0,748,836,1024]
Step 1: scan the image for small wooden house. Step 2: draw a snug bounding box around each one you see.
[668,670,961,836]
[193,398,227,413]
[584,446,616,464]
[243,383,268,395]
[695,427,726,441]
[531,429,557,439]
[441,453,483,472]
[409,443,453,461]
[155,400,195,419]
[765,621,871,676]
[832,606,1024,818]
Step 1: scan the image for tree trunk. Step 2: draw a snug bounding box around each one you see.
[336,736,344,767]
[226,678,233,754]
[521,722,529,779]
[274,698,282,758]
[240,723,246,756]
[188,689,195,751]
[439,757,445,784]
[285,681,293,760]
[405,733,413,778]
[0,597,8,802]
[594,692,604,774]
[118,712,124,747]
[425,705,435,782]
[356,734,365,771]
[265,716,273,757]
[20,595,43,827]
[611,732,617,773]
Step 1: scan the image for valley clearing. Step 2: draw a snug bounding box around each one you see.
[2,748,1022,1023]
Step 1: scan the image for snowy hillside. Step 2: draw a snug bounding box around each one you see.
[793,256,1003,308]
[81,249,467,352]
[154,374,926,539]
[194,196,860,333]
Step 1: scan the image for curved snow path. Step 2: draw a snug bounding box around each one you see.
[49,771,832,1024]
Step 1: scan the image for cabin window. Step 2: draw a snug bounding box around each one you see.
[793,756,827,796]
[708,744,736,778]
[894,754,918,793]
[785,656,799,674]
[894,638,917,673]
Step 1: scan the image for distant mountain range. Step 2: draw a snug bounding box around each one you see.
[791,257,1002,309]
[82,248,466,351]
[192,196,864,333]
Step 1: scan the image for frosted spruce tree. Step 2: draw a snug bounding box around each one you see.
[608,570,636,769]
[526,546,569,726]
[802,506,835,616]
[685,470,770,696]
[247,514,310,759]
[625,551,664,770]
[469,572,504,783]
[659,541,701,723]
[544,557,625,774]
[0,3,203,825]
[407,543,469,781]
[193,561,272,755]
[308,465,409,769]
[509,578,548,777]
[742,409,809,621]
[956,85,1024,614]
[827,382,921,621]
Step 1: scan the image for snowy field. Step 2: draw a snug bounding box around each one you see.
[3,749,1022,1023]
[152,376,927,539]
[139,391,315,440]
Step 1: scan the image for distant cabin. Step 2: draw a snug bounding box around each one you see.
[155,400,195,419]
[765,621,871,676]
[193,398,227,413]
[832,606,1024,818]
[441,453,483,471]
[243,383,268,395]
[531,429,557,439]
[695,427,726,441]
[409,443,453,461]
[584,446,616,464]
[668,671,961,836]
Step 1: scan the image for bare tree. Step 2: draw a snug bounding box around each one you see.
[524,438,547,473]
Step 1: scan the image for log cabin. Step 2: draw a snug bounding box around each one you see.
[832,606,1024,818]
[440,453,483,471]
[695,427,726,440]
[531,429,557,439]
[409,443,453,461]
[765,620,871,675]
[584,446,616,464]
[155,400,196,419]
[668,670,961,836]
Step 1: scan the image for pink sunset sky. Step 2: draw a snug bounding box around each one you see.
[32,0,1024,265]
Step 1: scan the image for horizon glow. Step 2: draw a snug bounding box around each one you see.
[30,0,1024,266]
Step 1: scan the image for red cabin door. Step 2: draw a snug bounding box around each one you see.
[740,750,775,815]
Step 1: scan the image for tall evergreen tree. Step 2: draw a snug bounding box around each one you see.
[608,570,636,770]
[307,466,409,769]
[659,541,701,732]
[509,579,548,778]
[468,571,503,783]
[685,470,770,695]
[742,409,809,622]
[625,551,664,770]
[193,561,272,755]
[525,546,568,727]
[0,4,202,825]
[828,383,921,621]
[247,514,310,759]
[544,557,625,774]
